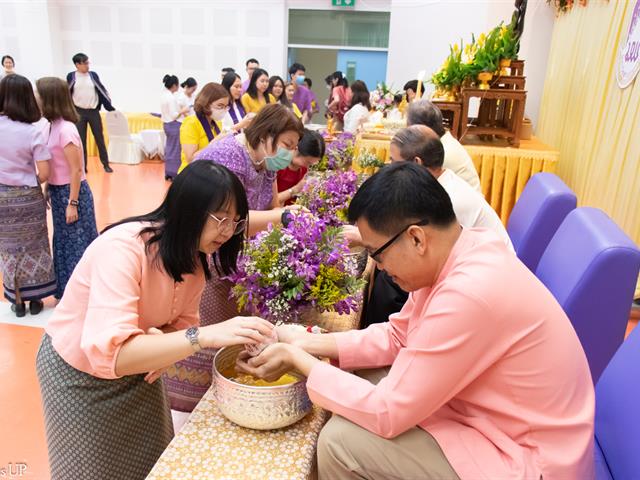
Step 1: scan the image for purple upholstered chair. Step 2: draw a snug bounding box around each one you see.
[594,324,640,479]
[535,207,640,383]
[507,173,576,272]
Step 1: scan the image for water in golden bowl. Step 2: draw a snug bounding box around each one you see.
[213,345,312,430]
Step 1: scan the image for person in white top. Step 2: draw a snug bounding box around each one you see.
[343,80,371,133]
[390,125,513,249]
[161,75,190,181]
[66,52,115,173]
[1,55,15,79]
[407,99,481,192]
[221,72,255,134]
[177,77,197,118]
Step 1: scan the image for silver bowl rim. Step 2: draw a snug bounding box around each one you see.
[213,345,306,391]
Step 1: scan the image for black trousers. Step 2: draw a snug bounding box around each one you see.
[75,107,109,171]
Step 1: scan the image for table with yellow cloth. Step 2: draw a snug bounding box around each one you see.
[85,112,163,157]
[354,134,559,224]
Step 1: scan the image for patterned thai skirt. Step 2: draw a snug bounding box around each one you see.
[164,259,242,412]
[49,180,98,299]
[0,185,56,303]
[36,334,174,480]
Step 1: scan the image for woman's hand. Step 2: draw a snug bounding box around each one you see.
[236,343,296,382]
[199,316,275,350]
[275,324,309,347]
[66,204,79,224]
[144,327,170,384]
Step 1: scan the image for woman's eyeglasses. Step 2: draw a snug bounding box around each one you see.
[367,219,430,262]
[208,213,246,236]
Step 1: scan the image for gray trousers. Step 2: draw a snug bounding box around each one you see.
[317,368,461,480]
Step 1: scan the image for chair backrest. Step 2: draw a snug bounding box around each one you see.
[595,323,640,479]
[535,207,640,383]
[507,172,576,272]
[105,111,131,137]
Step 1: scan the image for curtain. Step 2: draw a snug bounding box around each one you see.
[538,0,640,297]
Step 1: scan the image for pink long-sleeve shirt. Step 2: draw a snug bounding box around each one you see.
[46,222,206,379]
[307,228,595,480]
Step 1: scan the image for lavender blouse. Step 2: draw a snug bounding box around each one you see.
[194,134,275,210]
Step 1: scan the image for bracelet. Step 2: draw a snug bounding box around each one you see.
[69,199,79,207]
[281,209,292,227]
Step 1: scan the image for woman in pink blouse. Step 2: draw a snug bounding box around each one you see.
[36,161,275,480]
[36,76,98,300]
[240,163,595,480]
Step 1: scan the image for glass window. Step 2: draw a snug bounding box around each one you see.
[288,9,390,49]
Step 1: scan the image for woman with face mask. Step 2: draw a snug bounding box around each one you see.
[240,68,275,114]
[164,103,304,416]
[178,82,229,173]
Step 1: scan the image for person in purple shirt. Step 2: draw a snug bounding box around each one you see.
[289,62,313,124]
[241,58,259,94]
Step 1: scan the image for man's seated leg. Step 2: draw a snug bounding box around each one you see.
[317,414,460,480]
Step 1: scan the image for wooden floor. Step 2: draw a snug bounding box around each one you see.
[0,156,637,479]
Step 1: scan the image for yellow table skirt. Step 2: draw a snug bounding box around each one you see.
[354,136,559,224]
[86,112,163,157]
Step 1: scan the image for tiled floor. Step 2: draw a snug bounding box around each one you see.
[0,157,168,479]
[0,156,638,479]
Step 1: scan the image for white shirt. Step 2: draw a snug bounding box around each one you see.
[222,102,245,133]
[343,103,370,133]
[438,168,514,251]
[176,90,195,118]
[72,72,98,109]
[440,131,481,192]
[160,89,182,123]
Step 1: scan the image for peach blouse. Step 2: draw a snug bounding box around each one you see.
[46,222,206,379]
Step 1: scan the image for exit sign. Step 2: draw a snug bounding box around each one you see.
[332,0,355,6]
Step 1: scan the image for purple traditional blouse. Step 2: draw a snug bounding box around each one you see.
[194,134,275,210]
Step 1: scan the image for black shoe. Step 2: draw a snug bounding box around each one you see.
[103,165,114,173]
[11,302,26,318]
[29,300,44,315]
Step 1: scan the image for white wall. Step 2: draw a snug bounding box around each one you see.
[386,0,555,128]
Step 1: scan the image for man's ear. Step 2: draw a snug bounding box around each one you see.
[414,156,424,166]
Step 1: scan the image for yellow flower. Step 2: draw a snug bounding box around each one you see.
[478,33,487,46]
[452,43,460,54]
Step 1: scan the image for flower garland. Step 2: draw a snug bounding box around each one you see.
[296,169,359,227]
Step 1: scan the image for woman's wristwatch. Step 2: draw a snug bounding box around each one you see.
[185,327,202,352]
[68,199,79,207]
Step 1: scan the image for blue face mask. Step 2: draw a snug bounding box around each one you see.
[265,147,294,171]
[295,75,306,85]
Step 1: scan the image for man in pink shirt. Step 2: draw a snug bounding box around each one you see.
[239,162,595,479]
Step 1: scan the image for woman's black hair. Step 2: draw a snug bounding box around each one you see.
[266,75,284,100]
[0,74,41,123]
[348,162,455,235]
[180,77,197,89]
[246,68,270,102]
[163,74,179,89]
[102,161,249,282]
[222,71,241,93]
[297,129,325,159]
[325,71,348,88]
[349,80,371,110]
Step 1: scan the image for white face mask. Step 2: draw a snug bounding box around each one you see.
[211,108,227,121]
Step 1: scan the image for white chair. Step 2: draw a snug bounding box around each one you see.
[104,111,145,165]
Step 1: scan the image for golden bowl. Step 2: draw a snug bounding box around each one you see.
[213,344,312,430]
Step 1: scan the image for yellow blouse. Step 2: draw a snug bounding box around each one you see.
[178,115,221,173]
[292,103,303,119]
[241,93,277,114]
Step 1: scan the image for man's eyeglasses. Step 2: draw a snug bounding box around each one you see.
[368,219,430,262]
[208,213,246,236]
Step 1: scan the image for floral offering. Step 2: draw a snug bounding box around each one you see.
[355,149,386,171]
[226,212,365,323]
[296,169,359,227]
[370,82,398,113]
[312,132,355,172]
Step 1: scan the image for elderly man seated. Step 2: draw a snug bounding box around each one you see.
[408,99,481,191]
[347,124,512,326]
[239,162,594,480]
